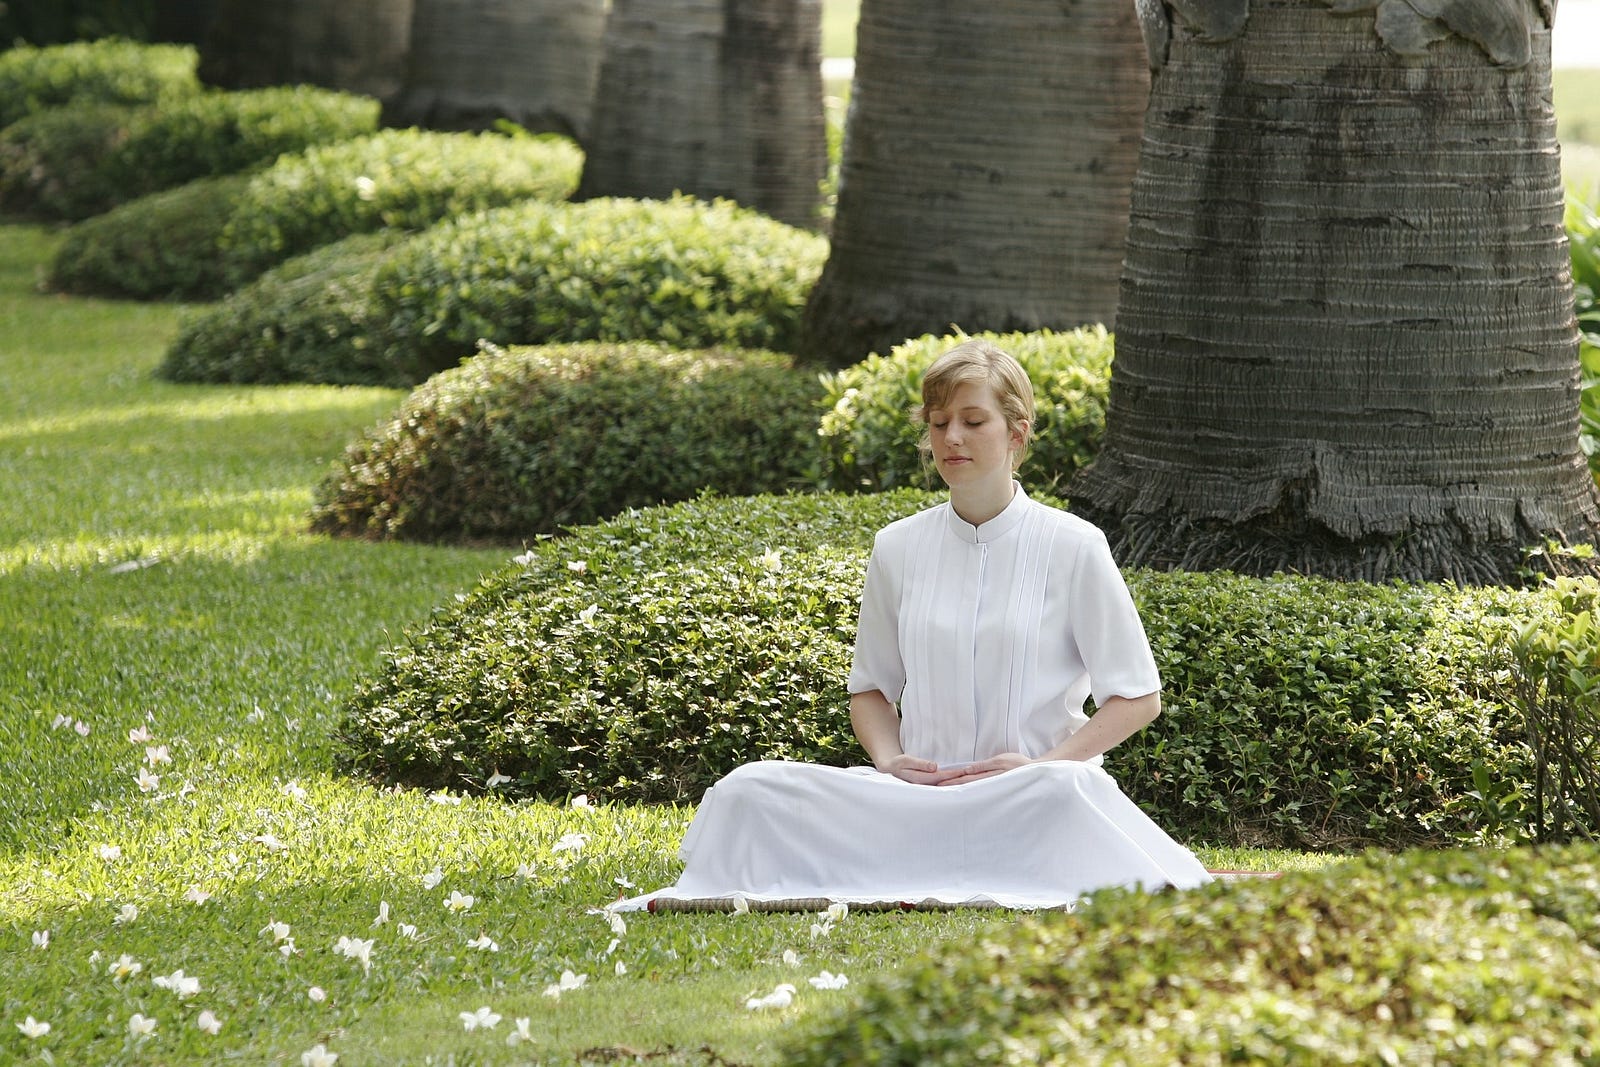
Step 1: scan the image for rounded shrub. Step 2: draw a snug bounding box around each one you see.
[336,490,932,798]
[0,38,199,129]
[309,341,824,542]
[163,195,829,385]
[817,327,1113,497]
[47,173,253,299]
[47,129,583,300]
[159,231,408,385]
[787,843,1600,1066]
[216,129,583,285]
[337,490,1569,848]
[0,85,379,220]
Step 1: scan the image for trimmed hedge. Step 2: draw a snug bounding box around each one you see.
[158,231,410,385]
[337,490,1569,849]
[788,843,1600,1065]
[309,342,825,542]
[0,85,379,219]
[47,129,584,299]
[163,195,829,386]
[0,38,198,129]
[46,173,253,299]
[817,327,1113,497]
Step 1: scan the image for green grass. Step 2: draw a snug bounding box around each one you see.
[820,0,859,59]
[0,221,1314,1063]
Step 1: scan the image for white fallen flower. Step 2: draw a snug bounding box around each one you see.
[114,903,139,925]
[577,603,599,625]
[196,1009,222,1035]
[127,1012,156,1037]
[127,725,153,743]
[552,832,588,854]
[745,983,797,1011]
[301,1043,338,1067]
[107,954,142,980]
[808,970,850,990]
[460,1005,501,1031]
[615,960,628,977]
[731,894,751,916]
[152,969,201,998]
[261,920,291,943]
[184,885,212,905]
[542,969,588,998]
[485,772,512,788]
[398,923,419,940]
[506,1016,533,1046]
[16,1016,50,1039]
[334,935,374,973]
[97,844,122,861]
[444,890,475,913]
[308,986,327,1003]
[144,744,171,766]
[372,900,390,927]
[421,867,445,890]
[252,832,287,852]
[570,794,593,810]
[466,933,499,952]
[782,949,802,967]
[136,768,160,793]
[31,930,48,950]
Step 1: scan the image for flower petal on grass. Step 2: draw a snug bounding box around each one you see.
[114,903,139,925]
[808,970,850,990]
[745,983,797,1010]
[301,1043,338,1067]
[459,1006,501,1031]
[31,930,48,950]
[197,1010,222,1034]
[444,890,475,913]
[16,1016,50,1039]
[127,1012,156,1037]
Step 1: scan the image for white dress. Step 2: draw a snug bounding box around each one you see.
[614,487,1212,911]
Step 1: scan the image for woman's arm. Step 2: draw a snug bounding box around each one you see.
[935,692,1161,784]
[850,689,962,785]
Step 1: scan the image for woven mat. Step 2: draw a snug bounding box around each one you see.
[643,871,1280,913]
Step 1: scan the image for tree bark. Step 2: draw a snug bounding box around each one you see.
[574,0,827,231]
[798,0,1149,367]
[198,0,412,101]
[1070,0,1600,585]
[382,0,604,140]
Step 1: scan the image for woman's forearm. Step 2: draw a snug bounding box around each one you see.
[1039,692,1161,763]
[849,689,904,769]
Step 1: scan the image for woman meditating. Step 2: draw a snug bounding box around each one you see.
[619,340,1210,910]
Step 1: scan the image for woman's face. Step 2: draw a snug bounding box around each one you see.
[926,381,1026,492]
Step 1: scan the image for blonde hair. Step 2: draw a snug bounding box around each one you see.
[916,339,1035,469]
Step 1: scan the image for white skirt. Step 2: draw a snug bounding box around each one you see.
[613,759,1212,911]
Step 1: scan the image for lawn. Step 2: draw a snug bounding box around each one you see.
[0,224,1310,1064]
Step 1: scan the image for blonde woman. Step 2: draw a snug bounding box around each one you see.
[619,340,1209,910]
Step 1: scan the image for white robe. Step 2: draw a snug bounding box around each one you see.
[615,488,1212,911]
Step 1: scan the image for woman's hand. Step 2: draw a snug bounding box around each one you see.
[879,753,960,785]
[934,752,1034,785]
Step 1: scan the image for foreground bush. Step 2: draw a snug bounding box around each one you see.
[310,342,824,542]
[818,327,1113,497]
[338,491,1564,848]
[48,129,583,299]
[164,195,829,385]
[0,86,378,219]
[788,843,1600,1065]
[158,231,409,385]
[0,38,198,129]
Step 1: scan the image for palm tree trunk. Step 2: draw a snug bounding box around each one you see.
[199,0,412,101]
[574,0,827,231]
[798,0,1149,367]
[383,0,604,140]
[1070,0,1600,584]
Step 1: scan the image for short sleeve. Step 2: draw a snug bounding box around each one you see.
[846,535,905,700]
[1069,534,1160,708]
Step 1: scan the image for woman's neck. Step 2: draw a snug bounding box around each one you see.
[950,478,1016,528]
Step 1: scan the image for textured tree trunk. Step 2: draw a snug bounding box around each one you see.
[151,0,222,46]
[797,0,1149,367]
[199,0,412,101]
[575,0,827,230]
[383,0,604,140]
[1070,0,1600,584]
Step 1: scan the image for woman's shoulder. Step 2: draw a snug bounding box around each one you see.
[871,499,949,548]
[1022,494,1111,547]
